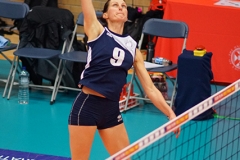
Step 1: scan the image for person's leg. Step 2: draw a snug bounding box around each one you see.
[68,125,97,160]
[98,123,130,155]
[68,91,98,159]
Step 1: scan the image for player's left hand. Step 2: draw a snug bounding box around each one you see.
[169,114,181,138]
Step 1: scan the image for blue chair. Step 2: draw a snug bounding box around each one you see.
[124,18,189,110]
[2,4,73,105]
[0,1,29,83]
[51,11,103,104]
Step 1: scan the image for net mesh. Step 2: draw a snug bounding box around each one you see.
[107,79,240,160]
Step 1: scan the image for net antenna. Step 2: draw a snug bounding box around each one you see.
[107,79,240,160]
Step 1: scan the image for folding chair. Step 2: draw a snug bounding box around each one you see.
[124,18,189,111]
[51,11,103,104]
[3,5,73,104]
[0,1,29,83]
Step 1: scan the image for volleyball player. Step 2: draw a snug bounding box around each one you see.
[68,0,180,159]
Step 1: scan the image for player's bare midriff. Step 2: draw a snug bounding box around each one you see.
[82,86,106,98]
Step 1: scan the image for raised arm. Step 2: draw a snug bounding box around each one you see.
[80,0,104,40]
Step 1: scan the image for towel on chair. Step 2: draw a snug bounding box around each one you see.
[0,35,9,48]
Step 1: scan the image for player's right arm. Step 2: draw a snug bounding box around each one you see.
[80,0,104,41]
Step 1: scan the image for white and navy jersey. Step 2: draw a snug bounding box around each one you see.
[80,27,137,101]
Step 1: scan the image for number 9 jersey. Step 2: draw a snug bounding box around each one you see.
[80,27,137,101]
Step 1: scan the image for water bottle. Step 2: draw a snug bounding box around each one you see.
[18,66,29,104]
[146,41,155,62]
[152,57,173,66]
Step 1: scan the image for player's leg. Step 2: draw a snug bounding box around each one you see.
[98,123,130,155]
[68,91,98,160]
[69,125,97,160]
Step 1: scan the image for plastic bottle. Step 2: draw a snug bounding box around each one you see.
[152,57,172,66]
[18,66,29,104]
[146,41,155,62]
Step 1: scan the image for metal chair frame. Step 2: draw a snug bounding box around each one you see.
[51,11,103,104]
[0,1,29,83]
[124,18,189,111]
[2,2,72,104]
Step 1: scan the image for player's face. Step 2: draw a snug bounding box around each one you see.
[104,0,128,23]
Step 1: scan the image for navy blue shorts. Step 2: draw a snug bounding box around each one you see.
[68,91,123,129]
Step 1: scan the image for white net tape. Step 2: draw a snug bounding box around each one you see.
[107,79,240,160]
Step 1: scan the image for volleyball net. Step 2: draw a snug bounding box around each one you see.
[107,79,240,160]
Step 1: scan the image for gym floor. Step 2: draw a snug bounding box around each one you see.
[0,34,236,160]
[0,57,172,159]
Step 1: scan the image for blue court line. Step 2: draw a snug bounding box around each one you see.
[0,149,70,160]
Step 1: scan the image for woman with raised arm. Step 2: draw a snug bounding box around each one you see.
[68,0,180,159]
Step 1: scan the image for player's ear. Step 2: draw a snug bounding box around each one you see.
[103,13,108,19]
